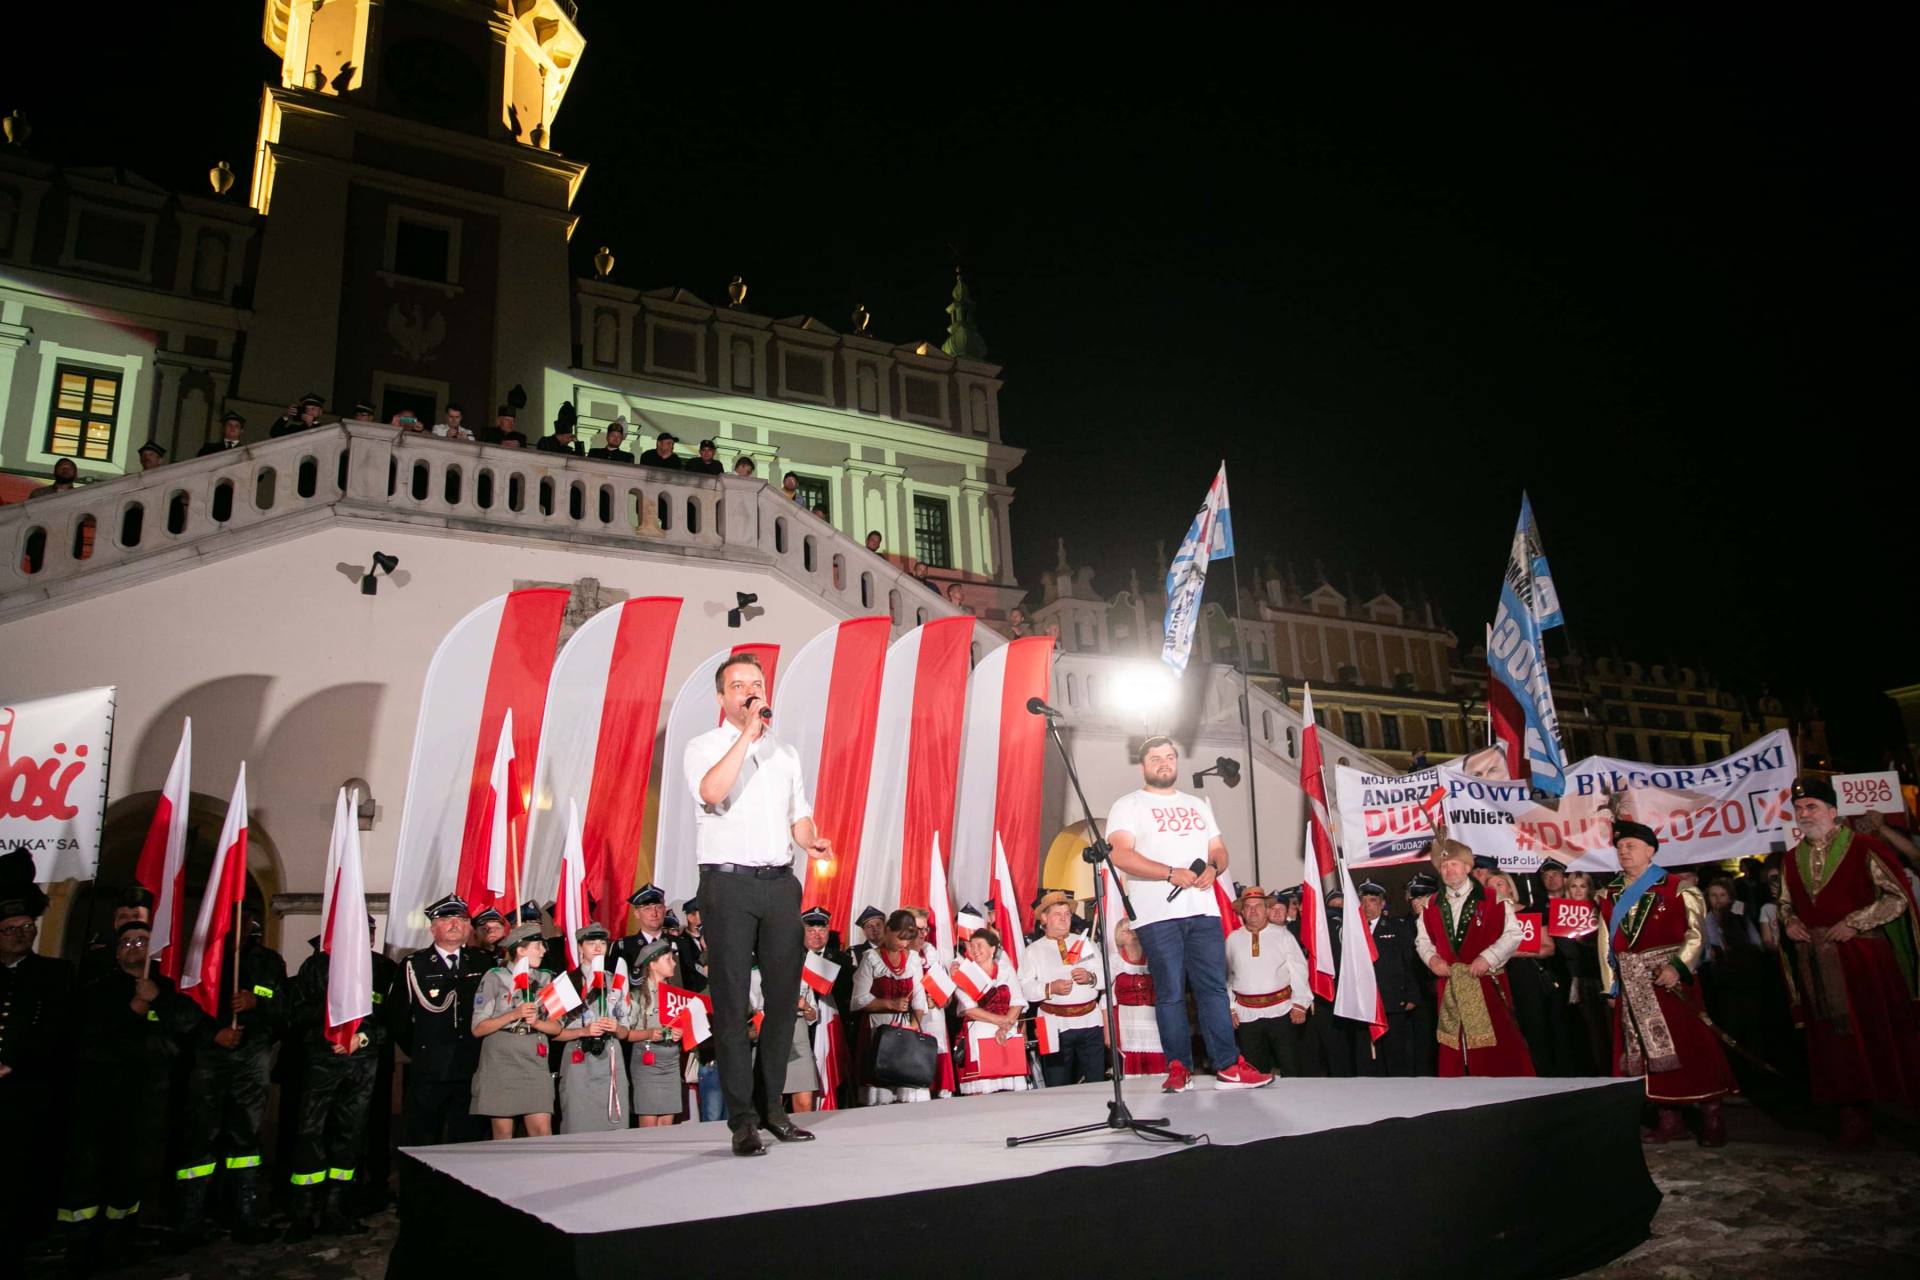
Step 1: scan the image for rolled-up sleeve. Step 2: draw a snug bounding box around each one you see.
[784,746,813,825]
[685,732,731,808]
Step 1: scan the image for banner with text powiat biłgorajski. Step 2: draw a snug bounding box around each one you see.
[0,686,116,882]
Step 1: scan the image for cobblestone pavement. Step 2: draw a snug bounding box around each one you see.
[24,1103,1919,1278]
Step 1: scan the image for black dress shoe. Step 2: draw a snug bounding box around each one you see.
[731,1127,767,1157]
[763,1118,816,1142]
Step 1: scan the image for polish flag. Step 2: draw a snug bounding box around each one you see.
[609,955,630,996]
[802,949,842,996]
[927,832,955,969]
[552,800,589,973]
[1036,1011,1061,1056]
[482,708,523,899]
[510,954,532,994]
[181,764,249,1018]
[584,953,605,991]
[851,617,975,916]
[954,906,985,943]
[952,957,991,1005]
[538,973,582,1019]
[650,637,778,906]
[321,786,374,1051]
[783,617,891,936]
[1297,685,1338,1002]
[672,998,713,1049]
[989,832,1023,972]
[951,636,1053,920]
[521,598,686,932]
[1333,859,1387,1042]
[389,589,568,950]
[922,957,956,1008]
[812,1001,846,1111]
[133,718,191,980]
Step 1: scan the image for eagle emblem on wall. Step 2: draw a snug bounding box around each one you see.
[387,304,448,363]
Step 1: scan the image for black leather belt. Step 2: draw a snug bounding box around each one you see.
[703,862,793,879]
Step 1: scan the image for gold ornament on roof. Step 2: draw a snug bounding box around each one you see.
[209,160,236,197]
[727,275,748,307]
[593,246,615,279]
[852,303,871,334]
[3,110,27,147]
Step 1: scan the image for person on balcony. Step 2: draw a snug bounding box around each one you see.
[196,412,247,456]
[640,432,683,469]
[589,421,634,463]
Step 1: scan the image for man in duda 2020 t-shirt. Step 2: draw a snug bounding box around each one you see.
[1105,736,1274,1095]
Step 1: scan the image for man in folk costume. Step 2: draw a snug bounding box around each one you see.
[1021,891,1107,1085]
[1224,884,1312,1076]
[1596,821,1736,1147]
[1414,838,1534,1077]
[1776,777,1920,1146]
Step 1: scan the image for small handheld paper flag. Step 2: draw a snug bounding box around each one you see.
[802,949,842,996]
[538,973,582,1019]
[1037,1011,1061,1056]
[922,958,956,1007]
[953,958,990,1005]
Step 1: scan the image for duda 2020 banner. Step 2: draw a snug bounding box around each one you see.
[1,687,116,882]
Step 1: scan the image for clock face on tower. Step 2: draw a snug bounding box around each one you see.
[383,37,486,131]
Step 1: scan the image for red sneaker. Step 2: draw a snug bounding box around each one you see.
[1214,1057,1274,1091]
[1161,1062,1193,1094]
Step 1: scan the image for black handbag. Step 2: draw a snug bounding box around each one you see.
[869,1016,939,1090]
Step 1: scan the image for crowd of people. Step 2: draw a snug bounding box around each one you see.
[3,745,1915,1271]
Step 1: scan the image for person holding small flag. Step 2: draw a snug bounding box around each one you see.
[751,958,822,1111]
[470,923,561,1138]
[555,922,636,1134]
[626,939,687,1126]
[954,927,1028,1094]
[1225,884,1313,1077]
[1021,891,1106,1086]
[801,907,853,1108]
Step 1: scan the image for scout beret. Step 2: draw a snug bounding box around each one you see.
[630,938,673,970]
[503,922,543,949]
[575,921,611,943]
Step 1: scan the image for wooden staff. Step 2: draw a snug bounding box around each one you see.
[230,887,243,1029]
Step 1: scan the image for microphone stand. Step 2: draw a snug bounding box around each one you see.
[1007,711,1200,1148]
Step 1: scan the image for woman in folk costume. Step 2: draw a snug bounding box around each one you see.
[850,909,931,1105]
[1109,919,1166,1076]
[627,939,687,1127]
[953,928,1029,1095]
[1413,838,1535,1077]
[749,962,822,1112]
[1776,777,1920,1146]
[1596,820,1737,1146]
[907,906,958,1097]
[553,922,635,1134]
[470,923,563,1138]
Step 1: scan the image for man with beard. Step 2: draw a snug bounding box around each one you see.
[1414,839,1534,1077]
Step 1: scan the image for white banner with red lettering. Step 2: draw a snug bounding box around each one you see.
[1334,763,1446,867]
[0,686,115,883]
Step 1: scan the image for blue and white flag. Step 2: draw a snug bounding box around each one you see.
[1488,492,1569,795]
[1161,463,1234,674]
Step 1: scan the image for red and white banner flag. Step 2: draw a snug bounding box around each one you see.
[650,637,776,906]
[0,686,115,883]
[321,785,374,1050]
[538,972,583,1019]
[181,763,249,1018]
[134,717,190,979]
[1333,859,1386,1042]
[952,957,991,1005]
[852,617,975,917]
[802,949,842,996]
[782,618,891,937]
[482,708,523,899]
[552,800,589,973]
[1297,685,1338,1002]
[927,831,955,969]
[812,1001,846,1111]
[1036,1011,1061,1056]
[990,832,1023,972]
[951,636,1053,917]
[922,957,956,1007]
[522,598,686,931]
[389,589,568,950]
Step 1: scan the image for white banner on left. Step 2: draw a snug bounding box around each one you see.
[0,686,116,882]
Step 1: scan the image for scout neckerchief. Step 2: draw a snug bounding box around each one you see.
[1439,883,1482,951]
[1797,826,1852,899]
[1606,862,1667,997]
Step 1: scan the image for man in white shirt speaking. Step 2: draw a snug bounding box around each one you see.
[684,652,834,1156]
[1105,736,1273,1095]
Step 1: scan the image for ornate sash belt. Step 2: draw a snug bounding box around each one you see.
[1039,999,1098,1018]
[1233,988,1293,1008]
[1797,940,1854,1033]
[1617,944,1683,1075]
[1436,964,1499,1050]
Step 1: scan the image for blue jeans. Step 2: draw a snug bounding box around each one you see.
[1135,915,1240,1072]
[1040,1026,1106,1086]
[697,1063,728,1123]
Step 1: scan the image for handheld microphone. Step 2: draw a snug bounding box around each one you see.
[745,696,773,722]
[1166,858,1209,902]
[1026,696,1063,718]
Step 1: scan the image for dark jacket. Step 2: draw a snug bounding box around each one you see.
[1366,914,1424,1011]
[196,440,245,457]
[289,944,400,1057]
[536,434,585,456]
[586,446,633,464]
[182,940,287,1048]
[388,945,490,1080]
[638,450,684,469]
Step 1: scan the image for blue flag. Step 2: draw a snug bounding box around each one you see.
[1162,464,1233,674]
[1488,492,1568,795]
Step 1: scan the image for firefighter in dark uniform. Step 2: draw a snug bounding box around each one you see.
[613,885,699,988]
[174,908,285,1247]
[78,885,155,982]
[389,894,489,1146]
[1355,880,1425,1077]
[1,854,75,1251]
[1404,871,1442,1074]
[57,920,184,1269]
[284,915,398,1242]
[471,906,508,959]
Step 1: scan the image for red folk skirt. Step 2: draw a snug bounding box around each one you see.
[1799,934,1920,1107]
[1437,971,1535,1078]
[1610,977,1737,1103]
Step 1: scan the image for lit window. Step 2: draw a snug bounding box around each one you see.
[45,365,121,461]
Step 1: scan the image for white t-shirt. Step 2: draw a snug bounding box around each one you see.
[1105,788,1222,929]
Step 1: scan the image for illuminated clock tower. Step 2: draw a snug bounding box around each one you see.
[237,0,587,428]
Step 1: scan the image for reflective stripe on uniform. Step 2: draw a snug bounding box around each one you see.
[224,1154,262,1170]
[371,992,384,1004]
[253,985,276,999]
[327,1167,356,1182]
[175,1163,216,1181]
[104,1203,140,1220]
[57,1206,100,1223]
[289,1171,326,1187]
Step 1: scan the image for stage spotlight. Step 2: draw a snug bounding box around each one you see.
[1108,663,1176,716]
[1192,756,1242,789]
[727,590,762,629]
[360,551,400,595]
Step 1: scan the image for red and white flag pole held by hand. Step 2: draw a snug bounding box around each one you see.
[134,717,192,983]
[181,763,249,1022]
[321,786,375,1052]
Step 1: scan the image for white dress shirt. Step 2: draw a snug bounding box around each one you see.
[683,722,812,866]
[1415,883,1523,972]
[1019,932,1106,1031]
[1224,924,1312,1019]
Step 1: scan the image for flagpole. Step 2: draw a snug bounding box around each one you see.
[1226,547,1264,887]
[230,878,243,1030]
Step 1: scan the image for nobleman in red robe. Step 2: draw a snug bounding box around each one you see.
[1598,820,1737,1146]
[1414,837,1535,1077]
[1777,777,1920,1145]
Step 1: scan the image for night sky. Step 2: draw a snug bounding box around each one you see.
[6,10,1911,762]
